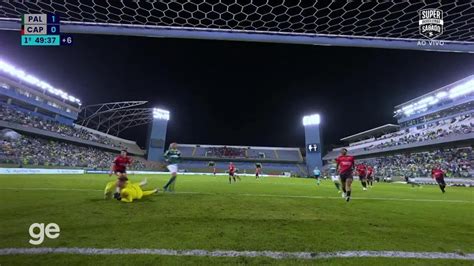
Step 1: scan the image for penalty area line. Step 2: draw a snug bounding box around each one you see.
[0,248,473,260]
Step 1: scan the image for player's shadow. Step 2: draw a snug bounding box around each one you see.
[88,196,159,203]
[88,198,106,202]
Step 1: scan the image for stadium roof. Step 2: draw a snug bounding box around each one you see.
[394,75,474,117]
[340,124,400,143]
[0,58,81,105]
[77,101,155,136]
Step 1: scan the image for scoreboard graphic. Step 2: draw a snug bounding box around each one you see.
[21,14,73,46]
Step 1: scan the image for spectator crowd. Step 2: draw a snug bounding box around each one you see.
[0,133,159,170]
[0,104,121,148]
[205,146,246,158]
[362,114,473,151]
[360,147,473,178]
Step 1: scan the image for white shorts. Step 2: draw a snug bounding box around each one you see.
[331,175,339,182]
[167,164,178,174]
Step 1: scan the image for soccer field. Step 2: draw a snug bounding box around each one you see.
[0,174,473,265]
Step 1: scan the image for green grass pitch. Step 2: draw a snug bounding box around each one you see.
[0,174,473,265]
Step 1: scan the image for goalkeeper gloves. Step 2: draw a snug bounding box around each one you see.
[113,192,121,200]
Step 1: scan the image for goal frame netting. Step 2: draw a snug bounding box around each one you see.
[0,1,473,52]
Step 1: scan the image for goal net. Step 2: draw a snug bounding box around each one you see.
[0,1,473,52]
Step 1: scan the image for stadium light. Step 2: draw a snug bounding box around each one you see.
[395,78,473,116]
[0,59,81,105]
[417,96,434,105]
[302,114,320,126]
[448,80,474,99]
[436,91,448,99]
[153,108,170,120]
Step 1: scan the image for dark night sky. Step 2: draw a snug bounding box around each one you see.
[1,30,473,151]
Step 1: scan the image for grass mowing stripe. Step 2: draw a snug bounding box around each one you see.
[1,187,472,203]
[238,193,473,203]
[0,248,473,260]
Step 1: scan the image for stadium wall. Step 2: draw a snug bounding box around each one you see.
[0,168,287,177]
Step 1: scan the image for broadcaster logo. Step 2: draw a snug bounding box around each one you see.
[28,222,60,245]
[418,8,444,47]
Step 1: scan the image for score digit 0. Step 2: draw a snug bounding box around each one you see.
[47,25,60,35]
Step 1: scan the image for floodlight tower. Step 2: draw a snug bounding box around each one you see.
[302,114,323,174]
[146,108,170,162]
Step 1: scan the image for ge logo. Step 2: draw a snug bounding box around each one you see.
[28,223,60,245]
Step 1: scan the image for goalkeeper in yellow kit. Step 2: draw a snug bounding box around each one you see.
[104,177,158,203]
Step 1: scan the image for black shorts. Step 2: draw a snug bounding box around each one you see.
[114,169,126,174]
[256,172,259,176]
[359,175,366,180]
[340,172,353,183]
[435,178,445,185]
[367,175,373,180]
[229,172,234,176]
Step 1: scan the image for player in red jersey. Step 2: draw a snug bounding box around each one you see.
[228,162,241,183]
[228,162,236,184]
[109,150,132,179]
[366,165,374,187]
[431,165,446,193]
[356,163,368,191]
[336,148,355,202]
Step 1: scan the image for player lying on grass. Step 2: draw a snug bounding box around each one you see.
[163,142,181,192]
[104,177,145,200]
[104,177,158,203]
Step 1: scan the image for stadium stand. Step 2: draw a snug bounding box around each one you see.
[247,148,276,159]
[0,103,145,155]
[0,60,307,177]
[0,131,306,176]
[0,104,117,146]
[179,144,302,161]
[324,75,474,179]
[177,145,195,157]
[179,160,307,176]
[0,63,145,155]
[277,149,303,161]
[0,131,159,171]
[359,147,473,178]
[205,146,246,158]
[178,144,306,176]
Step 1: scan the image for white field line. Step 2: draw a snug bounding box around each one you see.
[1,187,472,203]
[0,248,473,260]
